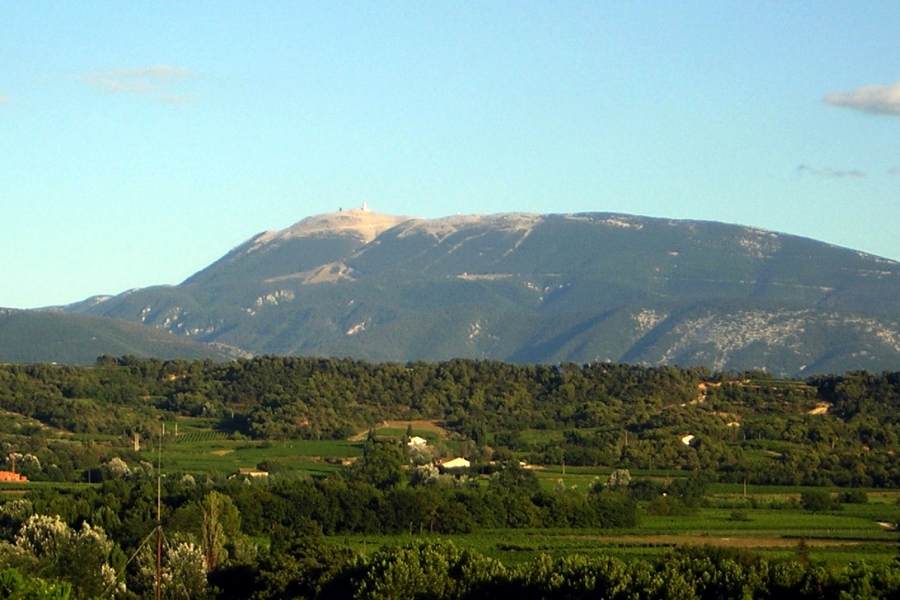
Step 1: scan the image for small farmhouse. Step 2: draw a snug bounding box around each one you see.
[235,468,269,478]
[0,471,27,483]
[407,436,428,448]
[439,457,471,470]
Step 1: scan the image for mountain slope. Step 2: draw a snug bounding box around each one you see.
[0,309,241,364]
[64,209,900,375]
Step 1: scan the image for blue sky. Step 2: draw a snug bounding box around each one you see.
[2,2,899,308]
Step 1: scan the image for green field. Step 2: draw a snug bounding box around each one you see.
[140,422,900,568]
[9,414,897,569]
[160,437,362,476]
[329,502,900,566]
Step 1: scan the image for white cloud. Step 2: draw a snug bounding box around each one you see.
[824,81,900,116]
[79,65,193,100]
[796,164,865,179]
[0,95,9,104]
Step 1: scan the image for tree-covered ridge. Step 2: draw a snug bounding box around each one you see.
[1,357,898,487]
[1,357,705,435]
[0,309,239,365]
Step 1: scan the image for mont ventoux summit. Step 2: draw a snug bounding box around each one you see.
[5,204,900,376]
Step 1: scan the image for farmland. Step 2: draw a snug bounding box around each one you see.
[6,414,897,569]
[99,419,900,566]
[0,358,898,597]
[326,475,899,564]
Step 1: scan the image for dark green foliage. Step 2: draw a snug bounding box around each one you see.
[1,356,899,598]
[2,473,899,599]
[729,509,752,522]
[348,439,406,489]
[811,371,900,419]
[1,358,899,487]
[800,489,837,512]
[243,519,356,600]
[244,542,900,600]
[348,541,505,600]
[489,462,542,496]
[588,490,638,528]
[838,489,868,504]
[668,474,711,508]
[628,479,663,501]
[0,568,72,600]
[646,495,695,517]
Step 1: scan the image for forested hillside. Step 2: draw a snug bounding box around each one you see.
[0,309,240,364]
[2,357,898,487]
[1,357,898,597]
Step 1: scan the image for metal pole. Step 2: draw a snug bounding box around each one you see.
[156,428,162,600]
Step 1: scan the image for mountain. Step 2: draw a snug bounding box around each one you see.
[0,308,242,364]
[61,208,900,376]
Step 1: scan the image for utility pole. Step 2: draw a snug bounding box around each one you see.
[106,425,166,598]
[156,428,162,600]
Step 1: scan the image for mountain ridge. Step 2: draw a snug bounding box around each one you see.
[0,308,245,364]
[33,208,900,374]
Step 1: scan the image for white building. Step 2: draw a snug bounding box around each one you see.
[440,457,471,470]
[407,436,428,448]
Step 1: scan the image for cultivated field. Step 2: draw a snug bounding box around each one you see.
[331,500,900,566]
[5,415,897,567]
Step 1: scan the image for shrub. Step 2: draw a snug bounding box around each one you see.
[838,489,868,504]
[729,509,752,522]
[645,495,694,516]
[590,491,638,527]
[800,489,836,511]
[628,479,662,501]
[0,568,72,600]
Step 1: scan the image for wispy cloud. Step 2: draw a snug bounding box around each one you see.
[158,94,193,105]
[79,65,193,102]
[0,95,9,104]
[796,164,866,179]
[888,167,900,176]
[824,81,900,116]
